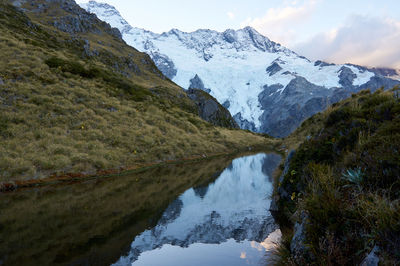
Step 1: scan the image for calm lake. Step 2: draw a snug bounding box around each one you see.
[0,153,281,266]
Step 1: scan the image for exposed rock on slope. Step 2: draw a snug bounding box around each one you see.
[186,89,239,129]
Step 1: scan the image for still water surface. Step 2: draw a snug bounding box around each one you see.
[0,153,281,266]
[116,153,281,266]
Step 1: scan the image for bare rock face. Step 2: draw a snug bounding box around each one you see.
[233,112,257,132]
[259,77,331,137]
[82,0,132,34]
[258,74,400,137]
[186,89,239,129]
[290,211,314,263]
[339,66,357,87]
[266,62,283,76]
[189,74,211,93]
[361,246,380,266]
[151,53,177,80]
[15,0,122,39]
[314,60,335,67]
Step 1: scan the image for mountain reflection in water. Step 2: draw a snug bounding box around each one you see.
[115,153,281,266]
[0,153,280,266]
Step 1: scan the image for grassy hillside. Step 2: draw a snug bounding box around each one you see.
[275,87,400,265]
[0,1,275,183]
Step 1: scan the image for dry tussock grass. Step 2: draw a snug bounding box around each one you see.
[0,2,276,181]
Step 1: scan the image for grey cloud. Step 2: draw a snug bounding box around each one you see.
[293,15,400,68]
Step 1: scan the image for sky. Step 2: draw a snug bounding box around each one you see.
[76,0,400,69]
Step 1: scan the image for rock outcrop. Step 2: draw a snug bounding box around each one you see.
[361,246,380,266]
[266,62,283,76]
[189,74,210,93]
[186,88,239,129]
[290,211,313,263]
[13,0,122,39]
[151,52,177,80]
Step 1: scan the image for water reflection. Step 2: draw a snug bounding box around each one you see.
[115,153,281,266]
[129,239,272,266]
[0,153,281,266]
[0,155,235,266]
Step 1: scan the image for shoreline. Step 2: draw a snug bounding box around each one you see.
[1,146,281,192]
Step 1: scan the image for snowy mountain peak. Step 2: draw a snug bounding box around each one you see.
[80,1,292,56]
[79,1,132,34]
[160,25,293,56]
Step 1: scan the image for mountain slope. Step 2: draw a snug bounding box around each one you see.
[0,0,274,182]
[273,87,400,264]
[82,1,400,137]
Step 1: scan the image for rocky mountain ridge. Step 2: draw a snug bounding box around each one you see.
[82,1,400,137]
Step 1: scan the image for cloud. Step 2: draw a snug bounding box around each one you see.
[241,0,318,45]
[227,11,235,20]
[293,15,400,68]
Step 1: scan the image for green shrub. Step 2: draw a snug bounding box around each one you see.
[278,89,400,264]
[325,107,352,127]
[0,116,8,137]
[44,56,66,69]
[45,56,97,78]
[358,195,400,260]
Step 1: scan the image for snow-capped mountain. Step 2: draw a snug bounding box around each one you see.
[80,1,400,137]
[79,1,132,35]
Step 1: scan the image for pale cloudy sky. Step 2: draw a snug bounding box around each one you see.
[76,0,400,68]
